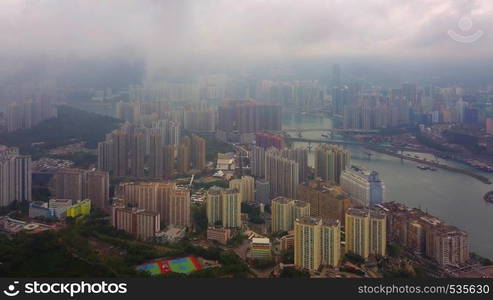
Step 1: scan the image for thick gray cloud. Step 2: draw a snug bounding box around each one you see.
[1,0,492,83]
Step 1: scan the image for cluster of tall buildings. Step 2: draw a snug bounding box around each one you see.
[292,208,387,271]
[116,181,191,227]
[128,83,201,103]
[98,125,206,179]
[343,101,411,130]
[252,146,308,200]
[52,168,109,212]
[0,146,32,207]
[380,202,469,266]
[217,100,281,134]
[335,81,421,130]
[271,197,310,233]
[183,105,216,132]
[254,132,284,149]
[255,80,328,112]
[206,186,242,228]
[314,144,350,184]
[6,100,57,132]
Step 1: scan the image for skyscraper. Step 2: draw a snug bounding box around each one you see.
[271,197,310,233]
[206,186,242,228]
[206,186,223,226]
[163,145,176,179]
[294,216,341,270]
[251,146,266,178]
[83,170,110,212]
[14,155,32,204]
[345,208,386,259]
[0,146,32,207]
[298,179,352,225]
[265,148,299,199]
[191,135,206,171]
[154,119,181,147]
[314,144,350,184]
[229,175,255,203]
[169,187,191,226]
[149,132,164,178]
[53,168,109,211]
[129,131,146,178]
[321,220,341,267]
[177,136,191,174]
[97,130,129,177]
[221,188,242,228]
[255,179,270,205]
[119,181,190,227]
[111,130,129,177]
[112,206,160,240]
[340,165,385,206]
[53,168,83,202]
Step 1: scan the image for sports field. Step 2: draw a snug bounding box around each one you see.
[136,256,201,275]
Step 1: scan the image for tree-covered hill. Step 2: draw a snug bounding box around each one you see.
[0,105,121,157]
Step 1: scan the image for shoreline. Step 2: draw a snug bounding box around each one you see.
[367,146,492,185]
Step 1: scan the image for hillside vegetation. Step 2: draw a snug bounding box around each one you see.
[0,105,121,158]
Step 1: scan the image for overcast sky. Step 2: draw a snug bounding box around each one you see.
[1,0,492,84]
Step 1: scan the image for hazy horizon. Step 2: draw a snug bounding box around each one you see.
[1,0,493,88]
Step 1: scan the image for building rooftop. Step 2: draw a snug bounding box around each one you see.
[252,237,271,244]
[346,207,385,219]
[293,200,310,208]
[296,216,322,226]
[271,196,292,204]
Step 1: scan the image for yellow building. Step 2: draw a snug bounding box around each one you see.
[345,208,386,259]
[369,211,387,257]
[229,176,255,203]
[294,216,341,270]
[271,197,310,233]
[206,186,223,226]
[294,216,322,270]
[321,220,341,267]
[66,199,91,218]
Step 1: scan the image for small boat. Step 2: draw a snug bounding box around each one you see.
[321,134,329,138]
[483,191,493,204]
[417,165,428,170]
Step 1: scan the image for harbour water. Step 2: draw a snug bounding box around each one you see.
[283,112,493,259]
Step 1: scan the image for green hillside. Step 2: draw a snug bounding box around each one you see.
[0,105,121,158]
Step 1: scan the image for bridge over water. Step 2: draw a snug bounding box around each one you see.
[283,128,379,134]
